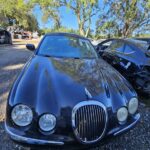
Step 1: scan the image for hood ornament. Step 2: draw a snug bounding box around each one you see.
[85,88,92,99]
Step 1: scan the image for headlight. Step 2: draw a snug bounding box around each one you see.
[128,98,138,115]
[39,114,56,132]
[11,104,33,126]
[117,107,128,123]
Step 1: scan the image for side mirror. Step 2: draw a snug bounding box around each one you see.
[26,44,35,51]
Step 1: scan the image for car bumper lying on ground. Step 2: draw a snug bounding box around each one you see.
[5,113,140,146]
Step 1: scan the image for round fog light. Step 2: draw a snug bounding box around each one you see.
[117,107,128,123]
[39,114,56,132]
[128,98,138,115]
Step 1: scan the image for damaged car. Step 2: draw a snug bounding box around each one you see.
[96,39,150,95]
[5,33,140,147]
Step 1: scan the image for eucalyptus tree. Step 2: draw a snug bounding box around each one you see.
[31,0,100,37]
[96,0,150,38]
[0,0,38,31]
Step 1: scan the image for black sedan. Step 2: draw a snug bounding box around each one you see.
[5,33,140,147]
[96,39,150,95]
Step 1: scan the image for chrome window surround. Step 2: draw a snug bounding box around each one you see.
[72,100,108,144]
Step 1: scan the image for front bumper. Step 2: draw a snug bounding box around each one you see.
[5,113,140,146]
[107,113,140,136]
[5,123,64,145]
[5,122,69,146]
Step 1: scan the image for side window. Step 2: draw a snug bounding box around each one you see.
[109,41,125,53]
[123,44,141,62]
[102,41,112,47]
[99,40,113,50]
[124,44,135,53]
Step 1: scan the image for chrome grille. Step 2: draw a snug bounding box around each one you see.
[72,101,107,144]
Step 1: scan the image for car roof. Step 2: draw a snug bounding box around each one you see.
[134,38,150,43]
[100,38,148,44]
[98,38,122,45]
[101,38,150,51]
[126,39,150,51]
[45,32,89,41]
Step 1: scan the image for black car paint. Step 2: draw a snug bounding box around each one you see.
[5,33,140,146]
[97,39,150,95]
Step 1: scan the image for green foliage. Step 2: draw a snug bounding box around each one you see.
[96,0,150,38]
[31,0,99,37]
[1,0,149,38]
[38,26,79,36]
[0,0,38,31]
[133,33,150,38]
[148,0,150,8]
[31,0,61,29]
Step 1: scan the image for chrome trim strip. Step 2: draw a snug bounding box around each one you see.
[72,100,108,144]
[114,113,140,136]
[5,123,64,145]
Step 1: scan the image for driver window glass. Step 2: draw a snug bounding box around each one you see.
[108,41,125,53]
[102,41,112,47]
[124,44,135,53]
[100,41,112,50]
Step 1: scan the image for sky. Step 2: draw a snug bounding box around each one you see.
[33,1,103,31]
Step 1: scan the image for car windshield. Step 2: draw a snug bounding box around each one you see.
[38,35,98,59]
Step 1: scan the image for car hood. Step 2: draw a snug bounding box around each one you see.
[9,55,136,116]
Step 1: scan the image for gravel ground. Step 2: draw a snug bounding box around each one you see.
[0,42,150,150]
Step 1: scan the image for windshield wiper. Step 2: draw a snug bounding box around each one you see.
[39,54,52,57]
[82,57,96,59]
[39,54,80,59]
[39,54,66,58]
[72,57,80,59]
[39,54,95,59]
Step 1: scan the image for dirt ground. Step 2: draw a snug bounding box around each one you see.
[0,40,150,150]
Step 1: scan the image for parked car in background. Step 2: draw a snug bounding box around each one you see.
[5,33,140,147]
[0,28,12,44]
[14,31,32,39]
[96,39,150,95]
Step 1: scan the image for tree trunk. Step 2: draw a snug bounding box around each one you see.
[85,19,91,37]
[76,12,85,36]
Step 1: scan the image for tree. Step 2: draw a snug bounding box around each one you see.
[31,0,61,30]
[96,21,118,39]
[59,0,99,37]
[0,15,9,28]
[23,14,39,31]
[0,0,38,31]
[38,26,79,36]
[31,0,100,37]
[96,0,150,38]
